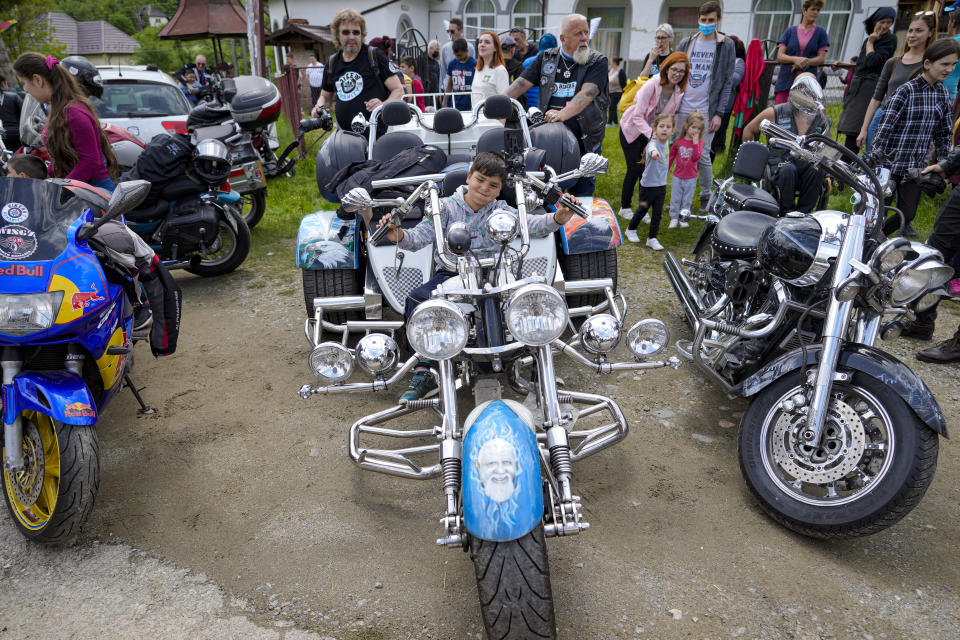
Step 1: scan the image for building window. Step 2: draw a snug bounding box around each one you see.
[397,15,413,41]
[753,0,794,43]
[511,0,543,33]
[465,0,496,36]
[587,7,625,62]
[662,2,703,46]
[820,0,850,56]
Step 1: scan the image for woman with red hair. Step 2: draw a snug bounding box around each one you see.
[617,51,689,221]
[471,31,509,108]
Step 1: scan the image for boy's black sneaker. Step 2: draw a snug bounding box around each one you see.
[133,306,153,331]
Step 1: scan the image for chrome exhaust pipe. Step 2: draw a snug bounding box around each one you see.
[663,252,702,330]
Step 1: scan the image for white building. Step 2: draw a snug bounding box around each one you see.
[267,0,871,73]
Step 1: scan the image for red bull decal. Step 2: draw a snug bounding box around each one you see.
[0,264,43,277]
[71,284,105,311]
[64,401,95,418]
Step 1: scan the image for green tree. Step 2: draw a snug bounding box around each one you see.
[133,26,212,75]
[0,0,64,83]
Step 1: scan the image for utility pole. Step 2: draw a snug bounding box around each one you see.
[245,0,267,76]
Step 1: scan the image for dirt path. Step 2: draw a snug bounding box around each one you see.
[3,254,960,639]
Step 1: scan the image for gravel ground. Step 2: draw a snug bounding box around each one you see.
[1,245,959,640]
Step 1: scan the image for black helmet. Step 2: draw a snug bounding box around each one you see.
[192,138,231,184]
[61,56,104,98]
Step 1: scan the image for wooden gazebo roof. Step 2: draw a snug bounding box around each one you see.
[158,0,248,40]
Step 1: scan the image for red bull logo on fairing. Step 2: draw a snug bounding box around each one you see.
[71,285,104,311]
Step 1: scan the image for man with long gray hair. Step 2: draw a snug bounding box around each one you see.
[505,14,609,196]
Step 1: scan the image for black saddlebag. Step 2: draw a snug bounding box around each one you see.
[162,198,220,255]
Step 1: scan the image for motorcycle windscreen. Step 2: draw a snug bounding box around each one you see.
[462,400,543,542]
[0,178,89,267]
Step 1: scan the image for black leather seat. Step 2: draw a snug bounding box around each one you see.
[371,131,422,162]
[476,127,505,154]
[160,175,206,200]
[724,183,780,217]
[711,211,777,258]
[442,168,468,196]
[126,199,169,223]
[731,141,769,181]
[433,108,465,158]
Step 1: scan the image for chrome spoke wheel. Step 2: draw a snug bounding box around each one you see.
[759,384,895,507]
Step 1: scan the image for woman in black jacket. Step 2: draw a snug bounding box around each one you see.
[833,6,897,154]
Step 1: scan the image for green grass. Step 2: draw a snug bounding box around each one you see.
[250,107,948,278]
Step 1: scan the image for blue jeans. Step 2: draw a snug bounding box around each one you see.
[89,177,116,194]
[865,107,883,154]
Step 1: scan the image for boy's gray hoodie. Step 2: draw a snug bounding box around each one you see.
[398,185,561,270]
[676,32,737,121]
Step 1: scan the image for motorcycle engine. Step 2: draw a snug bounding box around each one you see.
[723,260,764,310]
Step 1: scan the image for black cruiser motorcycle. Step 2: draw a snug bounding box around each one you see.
[664,119,951,538]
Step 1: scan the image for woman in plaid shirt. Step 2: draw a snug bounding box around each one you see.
[872,38,960,237]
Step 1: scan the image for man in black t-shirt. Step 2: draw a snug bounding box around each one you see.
[505,14,609,196]
[310,9,404,134]
[510,28,538,64]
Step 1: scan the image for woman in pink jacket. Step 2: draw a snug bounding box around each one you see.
[618,51,688,220]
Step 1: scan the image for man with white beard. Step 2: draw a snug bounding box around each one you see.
[476,437,518,503]
[505,14,609,196]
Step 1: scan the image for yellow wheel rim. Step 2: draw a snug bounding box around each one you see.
[2,412,60,531]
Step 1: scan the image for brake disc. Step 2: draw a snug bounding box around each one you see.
[10,422,44,507]
[772,397,866,484]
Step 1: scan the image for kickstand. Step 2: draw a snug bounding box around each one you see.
[124,374,156,415]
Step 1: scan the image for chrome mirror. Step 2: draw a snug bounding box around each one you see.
[485,209,519,245]
[578,153,609,178]
[341,188,374,213]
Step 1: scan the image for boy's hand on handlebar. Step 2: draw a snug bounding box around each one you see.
[554,197,577,225]
[376,215,402,243]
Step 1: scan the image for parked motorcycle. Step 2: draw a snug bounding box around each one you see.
[664,120,951,538]
[121,136,251,277]
[298,136,680,638]
[1,179,153,543]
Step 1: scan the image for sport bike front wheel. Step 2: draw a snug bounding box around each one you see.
[2,412,100,544]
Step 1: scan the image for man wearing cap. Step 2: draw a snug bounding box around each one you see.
[500,35,525,82]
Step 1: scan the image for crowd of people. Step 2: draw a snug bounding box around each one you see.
[6,1,960,374]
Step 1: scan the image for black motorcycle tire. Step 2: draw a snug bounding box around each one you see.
[185,217,251,277]
[558,248,617,309]
[240,190,267,229]
[739,371,939,539]
[2,413,100,545]
[301,268,362,322]
[470,524,556,640]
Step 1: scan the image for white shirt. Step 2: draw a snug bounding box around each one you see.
[471,65,509,107]
[306,62,324,88]
[681,36,716,114]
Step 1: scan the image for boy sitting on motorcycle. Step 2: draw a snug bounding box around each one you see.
[7,154,47,179]
[373,151,577,401]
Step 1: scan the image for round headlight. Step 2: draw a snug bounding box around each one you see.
[309,342,354,381]
[356,333,399,375]
[485,209,519,245]
[406,299,468,361]
[873,238,909,273]
[578,313,621,354]
[891,260,954,306]
[506,283,568,346]
[914,290,943,313]
[626,319,669,359]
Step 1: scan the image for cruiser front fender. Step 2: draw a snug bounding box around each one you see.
[462,400,542,542]
[3,371,97,426]
[733,344,948,437]
[296,210,359,270]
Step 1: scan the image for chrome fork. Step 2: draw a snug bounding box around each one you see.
[2,348,23,472]
[801,208,868,445]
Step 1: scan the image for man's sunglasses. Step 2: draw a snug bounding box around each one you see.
[341,29,362,36]
[447,29,457,34]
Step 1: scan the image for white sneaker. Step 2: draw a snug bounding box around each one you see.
[625,229,641,243]
[679,221,689,228]
[641,213,651,224]
[668,218,678,229]
[646,237,664,251]
[618,207,633,220]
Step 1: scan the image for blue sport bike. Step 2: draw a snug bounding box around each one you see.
[0,178,155,544]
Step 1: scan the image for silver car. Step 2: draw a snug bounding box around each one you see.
[96,65,192,142]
